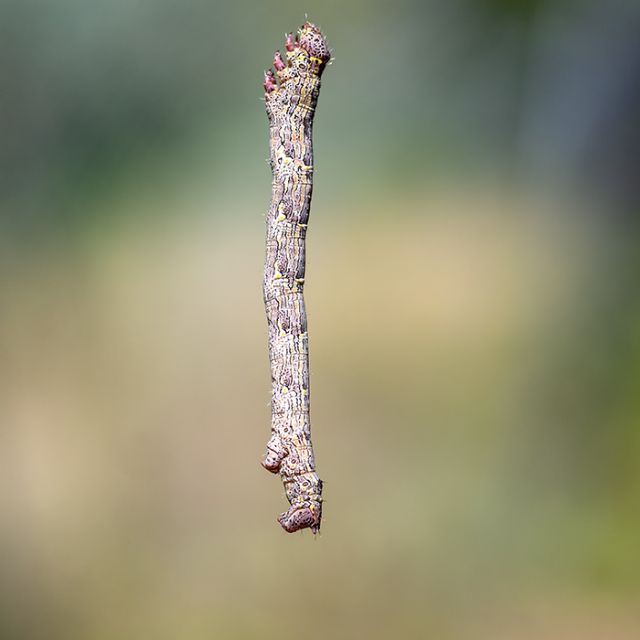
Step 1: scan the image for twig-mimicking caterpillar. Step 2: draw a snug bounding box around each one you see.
[261,23,330,534]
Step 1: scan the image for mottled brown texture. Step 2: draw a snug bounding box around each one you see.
[261,23,330,534]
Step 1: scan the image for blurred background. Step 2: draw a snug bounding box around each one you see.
[1,0,639,638]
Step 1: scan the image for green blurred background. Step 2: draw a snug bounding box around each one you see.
[1,0,639,638]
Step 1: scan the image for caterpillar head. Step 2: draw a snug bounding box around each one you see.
[298,22,331,64]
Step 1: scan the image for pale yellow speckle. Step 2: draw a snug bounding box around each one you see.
[282,386,289,394]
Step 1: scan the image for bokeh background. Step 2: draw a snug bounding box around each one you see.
[1,0,639,638]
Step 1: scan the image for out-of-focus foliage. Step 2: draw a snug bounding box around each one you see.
[1,1,639,639]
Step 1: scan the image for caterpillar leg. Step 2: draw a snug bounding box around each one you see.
[261,432,286,473]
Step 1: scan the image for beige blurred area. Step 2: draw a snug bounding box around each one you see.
[1,0,639,638]
[2,185,638,639]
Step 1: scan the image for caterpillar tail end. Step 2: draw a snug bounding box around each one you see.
[278,501,322,534]
[261,438,323,534]
[278,474,323,534]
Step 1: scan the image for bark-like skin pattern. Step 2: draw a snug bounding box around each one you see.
[262,23,330,534]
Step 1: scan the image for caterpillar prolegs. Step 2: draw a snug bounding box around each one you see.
[261,23,330,534]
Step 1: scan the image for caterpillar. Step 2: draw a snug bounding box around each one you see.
[261,22,330,534]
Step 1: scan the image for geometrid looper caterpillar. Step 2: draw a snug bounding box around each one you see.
[261,23,331,534]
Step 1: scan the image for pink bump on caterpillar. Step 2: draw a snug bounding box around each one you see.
[273,50,286,71]
[285,32,295,52]
[263,69,277,93]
